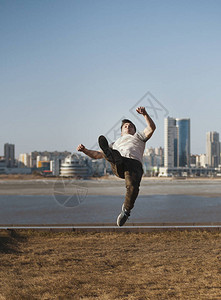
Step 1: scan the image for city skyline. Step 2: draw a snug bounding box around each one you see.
[1,127,220,178]
[1,124,221,161]
[1,1,221,156]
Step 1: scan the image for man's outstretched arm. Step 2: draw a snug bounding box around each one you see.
[77,144,104,159]
[136,106,156,140]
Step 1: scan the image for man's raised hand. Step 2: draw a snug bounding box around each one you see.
[136,106,147,115]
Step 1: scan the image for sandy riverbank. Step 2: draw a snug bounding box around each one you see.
[0,176,221,197]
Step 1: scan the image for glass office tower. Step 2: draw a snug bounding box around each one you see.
[206,131,220,167]
[164,117,177,168]
[4,143,15,168]
[176,119,190,167]
[164,117,190,168]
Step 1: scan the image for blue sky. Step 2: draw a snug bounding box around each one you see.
[1,0,221,157]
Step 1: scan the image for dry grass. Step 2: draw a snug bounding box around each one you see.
[0,230,221,299]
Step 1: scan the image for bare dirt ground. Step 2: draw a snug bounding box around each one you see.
[0,230,221,299]
[0,174,45,180]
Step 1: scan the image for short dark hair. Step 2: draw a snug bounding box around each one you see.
[121,119,136,132]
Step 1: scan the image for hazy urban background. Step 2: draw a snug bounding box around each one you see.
[1,0,221,166]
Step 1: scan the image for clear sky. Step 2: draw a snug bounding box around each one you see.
[1,0,221,157]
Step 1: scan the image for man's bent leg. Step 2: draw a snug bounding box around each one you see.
[109,161,125,179]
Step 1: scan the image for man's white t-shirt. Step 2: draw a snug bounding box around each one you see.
[111,132,148,163]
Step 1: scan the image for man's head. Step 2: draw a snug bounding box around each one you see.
[121,119,136,136]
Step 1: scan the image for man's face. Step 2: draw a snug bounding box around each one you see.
[121,122,136,136]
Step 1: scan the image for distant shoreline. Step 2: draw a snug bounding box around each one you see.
[0,175,221,197]
[1,174,221,181]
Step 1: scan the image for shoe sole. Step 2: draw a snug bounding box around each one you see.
[98,136,115,162]
[98,135,122,164]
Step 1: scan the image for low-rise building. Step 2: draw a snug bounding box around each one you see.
[60,154,89,178]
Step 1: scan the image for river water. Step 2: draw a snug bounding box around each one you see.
[1,194,221,225]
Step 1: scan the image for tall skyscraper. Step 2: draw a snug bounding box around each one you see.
[164,117,190,168]
[4,143,15,168]
[206,132,220,168]
[164,117,177,168]
[176,119,190,167]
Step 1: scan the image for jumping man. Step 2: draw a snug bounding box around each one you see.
[77,106,156,226]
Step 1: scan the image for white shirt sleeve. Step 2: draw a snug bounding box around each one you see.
[136,131,149,142]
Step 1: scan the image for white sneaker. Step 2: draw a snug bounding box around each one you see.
[117,204,130,227]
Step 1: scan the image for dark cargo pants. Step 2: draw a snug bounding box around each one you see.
[109,156,143,211]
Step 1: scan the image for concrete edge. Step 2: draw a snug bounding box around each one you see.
[1,223,221,233]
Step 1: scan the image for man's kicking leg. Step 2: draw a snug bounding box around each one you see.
[98,135,125,178]
[98,135,122,165]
